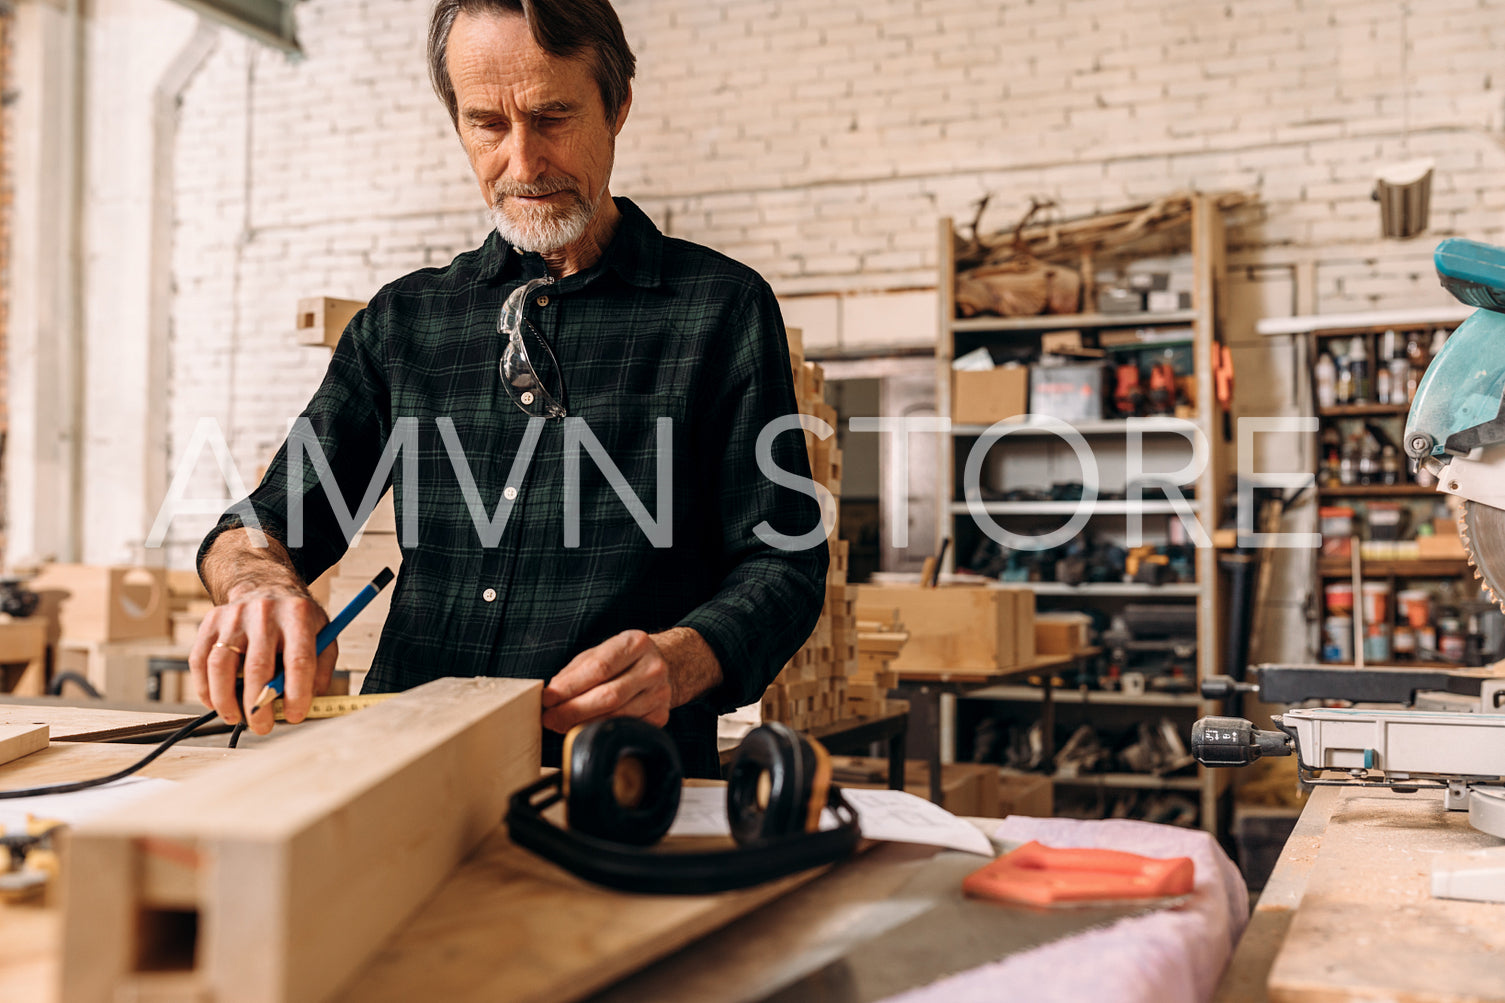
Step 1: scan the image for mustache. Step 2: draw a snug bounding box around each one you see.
[493,178,582,200]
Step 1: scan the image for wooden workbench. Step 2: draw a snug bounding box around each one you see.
[1216,784,1505,1002]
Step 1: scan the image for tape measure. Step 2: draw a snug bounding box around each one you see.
[271,693,396,721]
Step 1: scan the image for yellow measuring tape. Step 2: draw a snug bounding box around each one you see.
[270,693,397,720]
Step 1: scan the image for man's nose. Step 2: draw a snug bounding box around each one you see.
[505,127,547,185]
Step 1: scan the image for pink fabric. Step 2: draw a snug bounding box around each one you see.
[882,817,1248,1003]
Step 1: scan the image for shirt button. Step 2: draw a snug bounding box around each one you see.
[535,295,549,307]
[482,588,497,602]
[503,486,518,501]
[520,391,535,406]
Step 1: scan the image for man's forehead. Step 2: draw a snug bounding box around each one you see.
[448,10,599,106]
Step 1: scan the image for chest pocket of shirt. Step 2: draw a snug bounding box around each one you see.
[565,392,686,529]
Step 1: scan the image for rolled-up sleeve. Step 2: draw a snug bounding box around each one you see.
[677,283,829,713]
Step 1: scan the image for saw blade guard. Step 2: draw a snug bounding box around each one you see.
[1404,305,1505,460]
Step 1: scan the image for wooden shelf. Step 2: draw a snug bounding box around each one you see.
[1051,773,1203,791]
[1318,558,1471,578]
[950,310,1196,334]
[1317,403,1410,417]
[950,500,1190,515]
[966,684,1204,708]
[951,417,1198,437]
[1318,484,1434,497]
[1027,582,1201,596]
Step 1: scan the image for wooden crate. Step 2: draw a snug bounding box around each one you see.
[853,584,1024,673]
[1034,611,1092,655]
[30,564,170,645]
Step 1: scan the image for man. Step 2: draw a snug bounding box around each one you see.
[190,0,826,777]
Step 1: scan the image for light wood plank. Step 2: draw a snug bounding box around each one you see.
[0,724,48,767]
[60,677,540,1003]
[0,704,201,742]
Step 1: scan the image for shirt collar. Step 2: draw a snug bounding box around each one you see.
[484,196,663,290]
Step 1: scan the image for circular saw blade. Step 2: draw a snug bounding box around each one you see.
[1460,500,1505,612]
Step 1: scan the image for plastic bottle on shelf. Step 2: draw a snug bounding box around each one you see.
[1406,330,1427,402]
[1376,365,1393,406]
[1358,433,1379,485]
[1349,336,1370,403]
[1431,328,1450,358]
[1335,353,1354,404]
[1340,435,1358,485]
[1315,353,1337,408]
[1381,444,1400,485]
[1388,357,1410,405]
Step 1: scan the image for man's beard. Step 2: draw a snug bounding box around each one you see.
[489,178,596,253]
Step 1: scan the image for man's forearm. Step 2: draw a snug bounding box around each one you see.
[652,626,723,708]
[200,529,311,604]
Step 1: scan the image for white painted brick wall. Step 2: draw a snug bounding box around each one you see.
[156,0,1505,562]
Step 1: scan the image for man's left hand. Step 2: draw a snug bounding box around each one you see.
[542,627,722,733]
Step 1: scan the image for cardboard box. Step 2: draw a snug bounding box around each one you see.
[1029,363,1107,422]
[853,584,1022,674]
[30,564,171,646]
[998,770,1054,817]
[952,365,1028,425]
[1035,611,1092,655]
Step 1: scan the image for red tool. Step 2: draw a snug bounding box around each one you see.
[1147,361,1178,414]
[1114,363,1144,416]
[962,840,1195,908]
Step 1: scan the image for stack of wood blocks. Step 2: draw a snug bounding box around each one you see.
[759,328,868,731]
[325,494,402,693]
[850,610,907,717]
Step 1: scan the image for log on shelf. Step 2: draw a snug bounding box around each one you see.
[60,676,541,1003]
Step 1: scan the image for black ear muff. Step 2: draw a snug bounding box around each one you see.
[506,719,861,894]
[563,719,682,845]
[727,721,824,845]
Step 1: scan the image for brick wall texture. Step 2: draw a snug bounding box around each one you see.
[159,0,1505,561]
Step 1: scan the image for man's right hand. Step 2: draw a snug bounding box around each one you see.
[191,530,338,734]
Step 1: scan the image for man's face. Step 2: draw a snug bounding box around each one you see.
[447,11,628,253]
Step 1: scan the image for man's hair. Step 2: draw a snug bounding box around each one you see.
[427,0,636,127]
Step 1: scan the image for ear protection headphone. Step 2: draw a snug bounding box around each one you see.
[505,718,861,894]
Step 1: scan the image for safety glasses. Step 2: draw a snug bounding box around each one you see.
[499,277,567,419]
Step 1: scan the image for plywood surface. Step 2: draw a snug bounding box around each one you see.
[1266,788,1505,1003]
[0,742,239,1003]
[0,702,202,742]
[0,724,48,766]
[335,826,824,1003]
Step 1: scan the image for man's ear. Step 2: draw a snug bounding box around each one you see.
[611,84,632,136]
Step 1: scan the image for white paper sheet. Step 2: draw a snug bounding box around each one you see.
[0,776,177,834]
[666,786,995,856]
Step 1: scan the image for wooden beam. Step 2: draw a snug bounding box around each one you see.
[60,676,540,1003]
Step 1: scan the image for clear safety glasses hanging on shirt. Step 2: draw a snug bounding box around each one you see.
[499,276,568,419]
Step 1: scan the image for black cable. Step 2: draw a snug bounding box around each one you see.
[46,670,102,699]
[0,709,221,800]
[228,721,246,748]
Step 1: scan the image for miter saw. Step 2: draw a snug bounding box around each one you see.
[1194,238,1505,904]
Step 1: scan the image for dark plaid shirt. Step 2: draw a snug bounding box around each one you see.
[199,198,828,776]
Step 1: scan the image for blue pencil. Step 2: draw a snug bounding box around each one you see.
[250,566,395,713]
